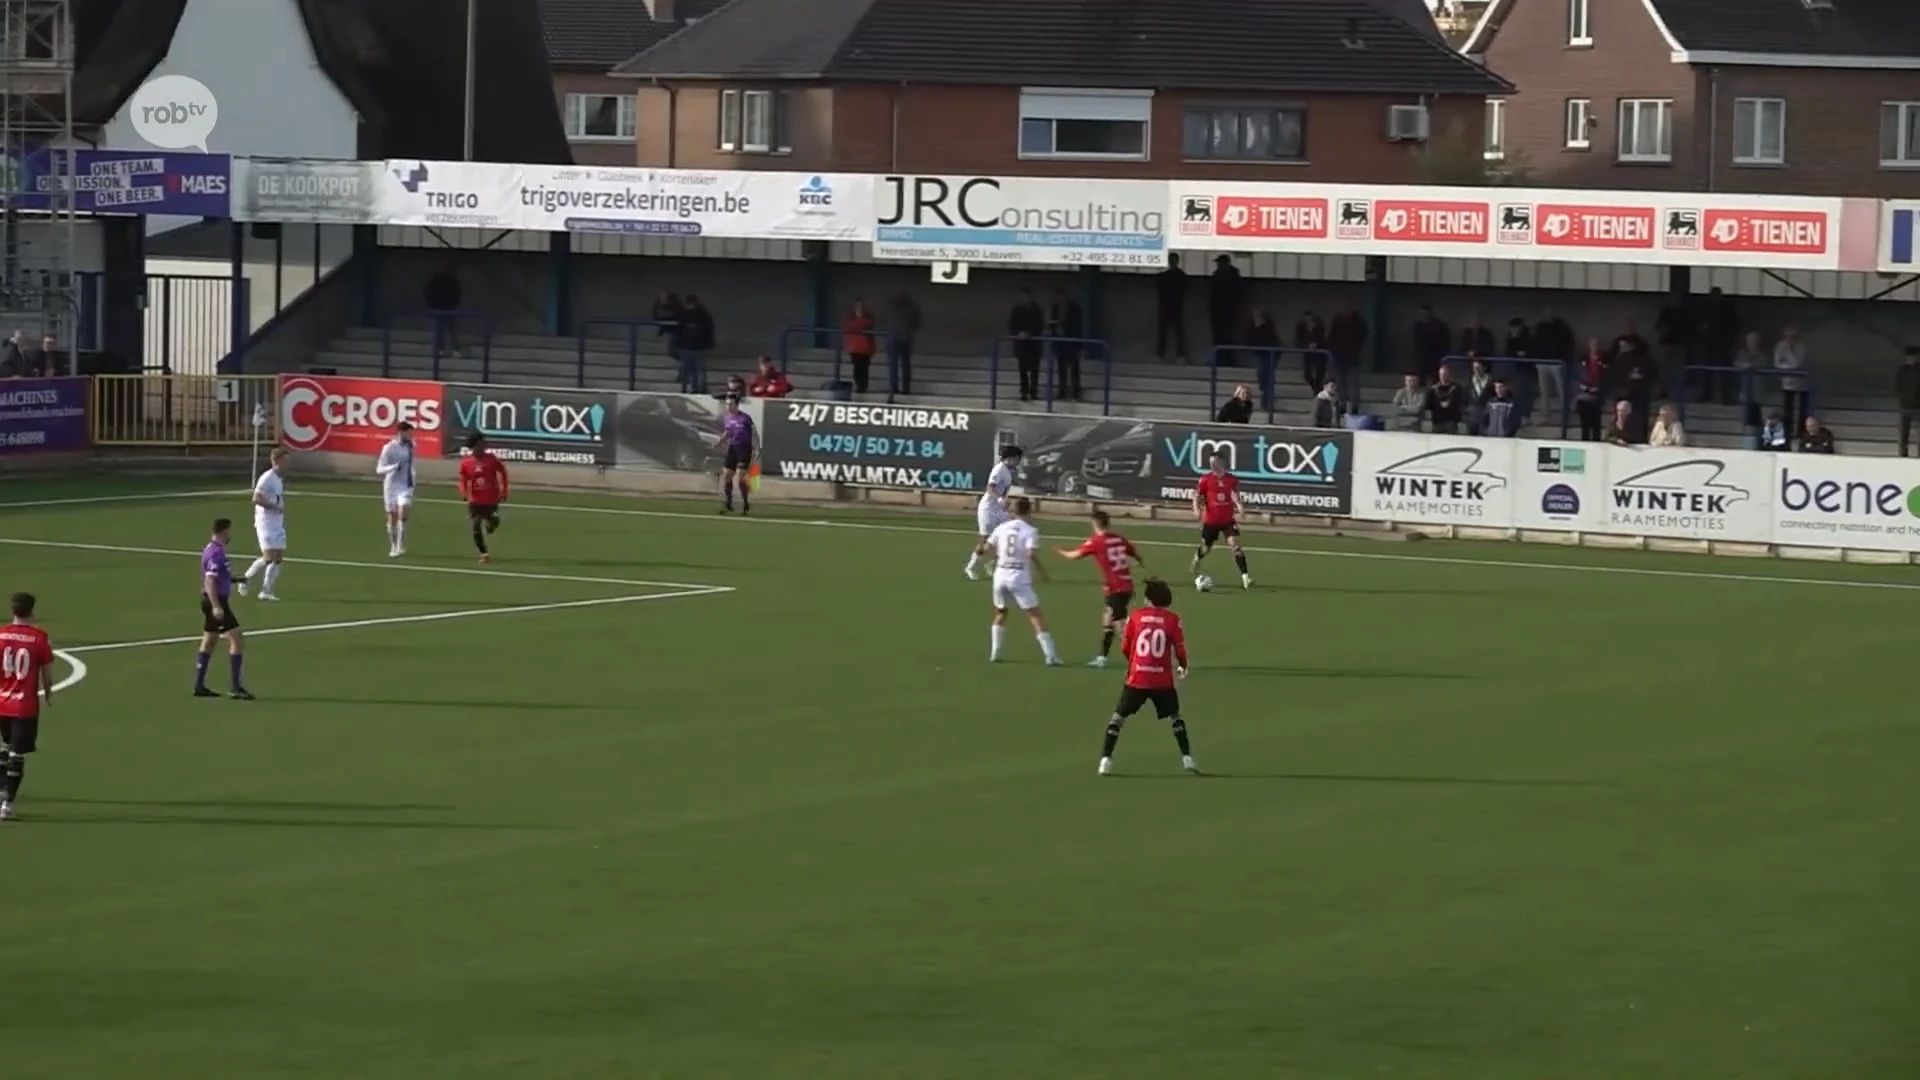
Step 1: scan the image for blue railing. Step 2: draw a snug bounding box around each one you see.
[1207,346,1332,424]
[382,310,494,382]
[987,336,1113,413]
[777,324,895,397]
[576,318,674,390]
[1438,354,1572,437]
[1677,365,1815,427]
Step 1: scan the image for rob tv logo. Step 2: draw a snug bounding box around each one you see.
[129,75,219,152]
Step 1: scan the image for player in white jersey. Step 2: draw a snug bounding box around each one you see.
[964,444,1023,580]
[987,496,1063,666]
[237,447,290,601]
[375,422,418,557]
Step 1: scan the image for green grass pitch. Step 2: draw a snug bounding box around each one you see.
[0,475,1914,1079]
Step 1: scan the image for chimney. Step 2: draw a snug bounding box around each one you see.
[644,0,676,20]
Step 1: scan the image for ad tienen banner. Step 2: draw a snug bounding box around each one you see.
[442,385,615,465]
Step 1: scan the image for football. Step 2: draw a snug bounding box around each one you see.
[1194,574,1214,592]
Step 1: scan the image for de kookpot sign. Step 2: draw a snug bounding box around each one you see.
[278,374,444,457]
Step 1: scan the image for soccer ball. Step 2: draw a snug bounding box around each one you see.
[1194,574,1214,592]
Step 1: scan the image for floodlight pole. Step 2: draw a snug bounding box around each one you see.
[462,0,477,160]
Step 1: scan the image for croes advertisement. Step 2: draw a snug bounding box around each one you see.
[759,401,995,491]
[278,374,444,457]
[442,385,614,466]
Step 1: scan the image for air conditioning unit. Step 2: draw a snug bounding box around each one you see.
[1387,104,1430,142]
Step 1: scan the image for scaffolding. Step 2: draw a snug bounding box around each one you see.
[0,0,76,373]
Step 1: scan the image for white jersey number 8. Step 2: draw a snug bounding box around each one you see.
[1,646,32,678]
[1132,627,1168,659]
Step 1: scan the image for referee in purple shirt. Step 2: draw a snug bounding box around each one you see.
[719,395,756,515]
[195,518,252,700]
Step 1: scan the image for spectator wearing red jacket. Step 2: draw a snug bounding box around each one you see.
[842,299,877,395]
[749,356,793,398]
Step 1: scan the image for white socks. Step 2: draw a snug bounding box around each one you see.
[243,557,267,582]
[262,563,282,594]
[1037,632,1059,663]
[990,624,1006,661]
[965,553,981,572]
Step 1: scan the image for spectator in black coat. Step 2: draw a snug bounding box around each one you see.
[1008,290,1046,401]
[1606,400,1642,446]
[1048,290,1086,401]
[1800,416,1836,454]
[423,268,463,357]
[1412,306,1451,384]
[1655,298,1696,394]
[1328,305,1367,381]
[1155,254,1188,363]
[677,296,716,393]
[1458,317,1496,359]
[1483,379,1520,437]
[1243,309,1282,411]
[1295,310,1330,391]
[1311,378,1346,428]
[28,333,58,378]
[1208,256,1244,356]
[1425,366,1467,434]
[1899,347,1920,457]
[1701,288,1741,403]
[1216,384,1255,424]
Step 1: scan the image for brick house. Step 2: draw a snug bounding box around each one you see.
[604,0,1510,182]
[1466,0,1920,197]
[539,0,723,165]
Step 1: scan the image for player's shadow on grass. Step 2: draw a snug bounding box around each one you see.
[1114,772,1615,787]
[1199,664,1475,680]
[263,695,601,711]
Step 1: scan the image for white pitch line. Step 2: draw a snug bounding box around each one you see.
[0,488,242,509]
[0,536,718,591]
[50,650,87,693]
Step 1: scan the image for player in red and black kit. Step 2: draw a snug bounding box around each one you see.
[0,591,57,819]
[1057,509,1144,669]
[458,433,510,564]
[1191,453,1253,588]
[1099,578,1196,776]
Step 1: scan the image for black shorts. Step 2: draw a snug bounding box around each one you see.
[1114,685,1180,720]
[1200,521,1239,546]
[468,502,500,522]
[0,716,38,754]
[200,595,240,635]
[1104,590,1133,622]
[723,444,754,470]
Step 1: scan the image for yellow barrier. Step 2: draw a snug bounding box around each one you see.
[91,374,280,447]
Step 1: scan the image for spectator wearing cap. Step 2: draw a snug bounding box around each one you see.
[749,356,793,398]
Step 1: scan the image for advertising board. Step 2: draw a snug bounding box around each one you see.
[1351,432,1516,526]
[0,377,89,456]
[612,393,764,475]
[758,400,996,491]
[277,374,444,457]
[1772,453,1920,554]
[233,157,381,224]
[874,175,1167,268]
[1148,422,1353,517]
[442,385,615,466]
[515,167,870,241]
[16,149,232,216]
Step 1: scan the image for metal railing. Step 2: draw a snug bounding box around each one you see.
[988,336,1112,413]
[576,318,675,390]
[1207,346,1333,424]
[1677,365,1815,426]
[91,374,279,447]
[381,310,494,381]
[777,324,895,397]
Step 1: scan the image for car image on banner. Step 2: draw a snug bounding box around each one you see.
[442,385,614,465]
[1351,433,1515,525]
[277,374,444,457]
[613,392,764,475]
[987,414,1155,501]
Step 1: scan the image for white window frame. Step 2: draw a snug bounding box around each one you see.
[717,89,791,155]
[563,93,636,142]
[1882,101,1920,167]
[1484,98,1506,160]
[1616,98,1672,162]
[1732,97,1785,165]
[1564,98,1592,149]
[1567,0,1592,45]
[1017,88,1152,162]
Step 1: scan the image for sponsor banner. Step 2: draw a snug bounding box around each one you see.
[1601,445,1771,543]
[517,167,869,241]
[15,149,231,215]
[0,377,89,455]
[759,400,997,491]
[233,157,381,224]
[1513,443,1608,532]
[874,175,1168,268]
[1352,432,1516,526]
[1881,200,1918,272]
[612,392,765,474]
[1173,182,1851,270]
[375,159,525,229]
[1149,422,1353,516]
[988,413,1159,503]
[278,374,444,457]
[1772,454,1920,554]
[443,385,615,466]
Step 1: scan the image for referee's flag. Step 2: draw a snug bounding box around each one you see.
[747,460,761,492]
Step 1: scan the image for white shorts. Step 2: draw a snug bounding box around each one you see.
[991,571,1040,611]
[385,488,415,512]
[256,522,287,551]
[977,503,1008,536]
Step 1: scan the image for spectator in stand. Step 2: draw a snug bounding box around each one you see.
[31,334,58,377]
[1412,305,1451,385]
[1575,340,1608,441]
[1458,316,1496,361]
[1623,361,1654,433]
[1008,289,1046,401]
[1208,256,1244,357]
[1648,404,1686,447]
[1606,399,1642,446]
[2,330,29,377]
[1701,287,1741,403]
[1800,415,1836,453]
[1760,412,1791,451]
[885,291,921,396]
[1733,330,1769,428]
[1328,305,1367,383]
[1533,310,1575,369]
[1049,288,1086,401]
[1390,373,1426,431]
[1655,295,1695,396]
[1243,309,1281,411]
[1466,357,1494,435]
[1312,378,1346,428]
[749,356,793,398]
[1154,253,1188,363]
[841,298,877,395]
[1483,379,1519,437]
[1611,319,1650,371]
[1774,326,1809,434]
[652,290,684,373]
[1216,384,1254,424]
[1612,335,1648,398]
[424,266,463,358]
[721,373,748,398]
[678,295,715,394]
[1502,316,1537,424]
[1295,310,1329,391]
[1898,347,1920,456]
[1426,364,1466,434]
